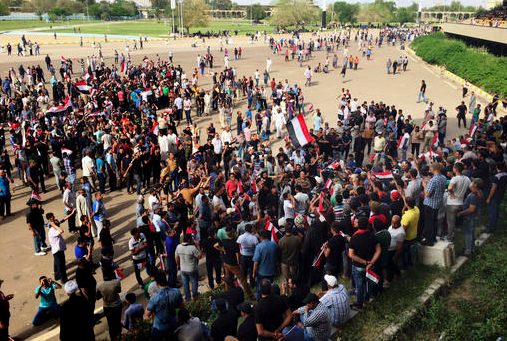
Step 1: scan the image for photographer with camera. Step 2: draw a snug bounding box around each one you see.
[33,276,62,326]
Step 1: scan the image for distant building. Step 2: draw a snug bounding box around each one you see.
[486,0,506,9]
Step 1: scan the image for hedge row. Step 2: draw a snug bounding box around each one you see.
[410,32,507,97]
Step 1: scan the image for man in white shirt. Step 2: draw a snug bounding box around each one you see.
[158,133,170,160]
[387,215,404,282]
[445,162,471,241]
[221,126,232,144]
[283,192,296,221]
[236,224,258,286]
[212,133,223,156]
[148,189,160,211]
[294,185,309,215]
[81,150,96,190]
[101,131,113,151]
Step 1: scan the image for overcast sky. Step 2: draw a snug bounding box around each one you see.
[233,0,487,9]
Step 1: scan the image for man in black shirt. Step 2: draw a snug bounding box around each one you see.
[210,298,238,341]
[254,279,292,341]
[201,228,222,289]
[348,217,381,310]
[321,222,345,291]
[26,199,49,255]
[455,101,467,128]
[99,219,113,251]
[75,258,97,314]
[215,227,254,299]
[237,302,257,341]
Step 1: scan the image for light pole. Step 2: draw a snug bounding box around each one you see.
[417,0,422,25]
[171,0,176,34]
[179,0,184,38]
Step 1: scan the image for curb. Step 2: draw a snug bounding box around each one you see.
[404,46,498,104]
[380,232,491,341]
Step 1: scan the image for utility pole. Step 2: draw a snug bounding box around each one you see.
[417,0,422,25]
[321,0,327,28]
[171,0,176,34]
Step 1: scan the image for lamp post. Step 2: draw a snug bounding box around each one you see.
[417,0,422,25]
[171,0,176,34]
[179,0,184,38]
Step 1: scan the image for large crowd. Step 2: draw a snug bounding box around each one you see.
[0,25,506,341]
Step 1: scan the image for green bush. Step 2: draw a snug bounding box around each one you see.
[411,32,507,97]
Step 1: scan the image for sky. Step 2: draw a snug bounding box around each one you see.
[233,0,487,9]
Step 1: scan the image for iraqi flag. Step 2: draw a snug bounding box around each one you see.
[75,81,91,94]
[287,115,313,148]
[31,191,42,202]
[7,121,21,133]
[432,134,439,148]
[265,221,279,243]
[397,134,409,150]
[469,125,477,138]
[61,56,68,64]
[84,71,93,83]
[366,269,380,284]
[318,192,325,212]
[308,104,314,113]
[328,161,340,170]
[324,178,333,190]
[312,245,326,267]
[251,178,259,193]
[368,153,378,163]
[61,148,73,155]
[47,95,72,114]
[151,122,159,135]
[120,62,127,73]
[372,171,393,179]
[159,254,166,271]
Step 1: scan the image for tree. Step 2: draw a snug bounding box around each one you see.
[33,0,57,17]
[182,0,208,33]
[333,1,359,23]
[0,1,9,15]
[49,6,71,18]
[396,7,416,24]
[357,1,395,23]
[269,0,318,27]
[151,0,167,20]
[246,3,266,21]
[210,0,230,10]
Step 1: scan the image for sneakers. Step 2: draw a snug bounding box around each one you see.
[41,246,51,252]
[35,251,47,256]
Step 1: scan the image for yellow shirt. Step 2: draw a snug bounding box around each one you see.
[401,206,420,241]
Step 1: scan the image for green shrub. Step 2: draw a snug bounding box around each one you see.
[411,33,507,97]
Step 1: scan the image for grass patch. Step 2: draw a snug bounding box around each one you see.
[42,19,278,37]
[410,32,507,96]
[0,19,103,31]
[397,203,507,341]
[335,264,445,341]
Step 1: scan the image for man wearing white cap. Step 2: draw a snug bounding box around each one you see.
[60,281,95,341]
[319,275,350,334]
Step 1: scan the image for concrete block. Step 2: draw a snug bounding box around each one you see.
[418,240,456,267]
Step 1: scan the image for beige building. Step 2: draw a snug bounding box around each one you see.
[486,0,505,9]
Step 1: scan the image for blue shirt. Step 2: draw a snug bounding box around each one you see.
[96,158,105,174]
[0,176,10,196]
[36,284,57,308]
[165,235,179,257]
[146,287,183,331]
[75,245,88,259]
[423,174,447,210]
[123,303,145,330]
[253,240,278,276]
[93,199,106,221]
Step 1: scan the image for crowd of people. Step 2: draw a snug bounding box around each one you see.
[0,25,506,341]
